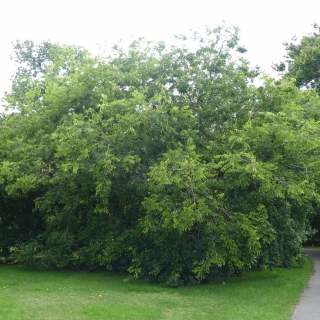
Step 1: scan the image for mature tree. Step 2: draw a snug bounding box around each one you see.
[1,26,319,285]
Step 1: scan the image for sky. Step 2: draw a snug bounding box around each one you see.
[1,0,320,107]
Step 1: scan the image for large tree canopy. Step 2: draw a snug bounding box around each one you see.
[1,26,320,285]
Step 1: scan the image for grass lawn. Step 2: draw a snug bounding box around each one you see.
[303,246,320,250]
[0,258,313,320]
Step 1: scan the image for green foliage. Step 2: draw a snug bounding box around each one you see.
[1,25,319,285]
[274,23,320,94]
[274,24,320,240]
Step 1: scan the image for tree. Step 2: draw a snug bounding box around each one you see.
[1,26,319,285]
[273,24,320,243]
[273,24,320,94]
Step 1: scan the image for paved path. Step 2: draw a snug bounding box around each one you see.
[293,249,320,320]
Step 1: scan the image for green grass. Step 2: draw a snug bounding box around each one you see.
[303,246,320,250]
[0,258,313,320]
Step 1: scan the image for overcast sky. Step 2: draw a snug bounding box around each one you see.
[1,0,320,105]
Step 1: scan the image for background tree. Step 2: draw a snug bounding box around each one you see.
[273,24,320,94]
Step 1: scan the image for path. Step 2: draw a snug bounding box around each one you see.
[293,248,320,320]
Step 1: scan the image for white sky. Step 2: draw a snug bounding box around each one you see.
[1,0,320,106]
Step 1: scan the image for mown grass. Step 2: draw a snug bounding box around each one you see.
[0,258,313,320]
